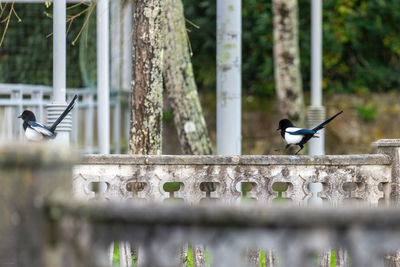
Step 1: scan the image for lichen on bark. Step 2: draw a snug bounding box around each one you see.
[273,0,305,125]
[130,0,165,155]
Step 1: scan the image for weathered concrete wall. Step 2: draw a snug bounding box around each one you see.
[50,200,400,267]
[0,144,74,267]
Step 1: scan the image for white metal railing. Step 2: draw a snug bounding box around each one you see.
[0,83,130,153]
[1,0,132,152]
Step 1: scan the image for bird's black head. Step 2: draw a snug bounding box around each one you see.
[18,110,36,122]
[276,119,294,131]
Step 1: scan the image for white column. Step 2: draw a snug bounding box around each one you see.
[47,0,71,145]
[308,1,325,232]
[308,0,325,156]
[53,0,66,103]
[97,0,110,154]
[216,0,242,156]
[311,0,322,109]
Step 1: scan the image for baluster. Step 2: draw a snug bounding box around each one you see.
[84,92,94,153]
[247,249,259,267]
[119,242,132,267]
[113,91,121,154]
[265,249,279,267]
[32,89,43,122]
[70,94,79,147]
[11,89,23,141]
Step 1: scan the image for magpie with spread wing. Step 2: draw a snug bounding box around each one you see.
[18,95,78,141]
[275,110,343,155]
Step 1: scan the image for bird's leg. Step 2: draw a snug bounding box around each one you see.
[294,144,304,155]
[274,144,292,152]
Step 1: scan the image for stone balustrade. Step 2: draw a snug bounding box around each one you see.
[71,139,400,267]
[74,153,392,205]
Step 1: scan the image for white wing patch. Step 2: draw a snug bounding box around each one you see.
[30,122,53,137]
[285,127,302,133]
[25,121,54,141]
[284,127,304,145]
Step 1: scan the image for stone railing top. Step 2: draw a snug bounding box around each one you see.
[0,143,77,168]
[81,154,391,166]
[48,199,400,228]
[371,139,400,148]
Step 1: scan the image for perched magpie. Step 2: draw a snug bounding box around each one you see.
[276,110,343,155]
[18,95,78,141]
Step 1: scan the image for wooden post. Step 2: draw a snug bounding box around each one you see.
[0,143,73,267]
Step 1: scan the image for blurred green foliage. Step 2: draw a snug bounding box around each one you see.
[0,3,94,88]
[183,0,400,94]
[0,4,53,85]
[355,103,377,121]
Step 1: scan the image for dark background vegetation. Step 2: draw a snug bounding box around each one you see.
[183,0,400,95]
[2,1,400,94]
[0,3,94,88]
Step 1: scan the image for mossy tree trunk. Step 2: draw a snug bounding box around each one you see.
[130,0,165,155]
[163,0,213,155]
[273,0,305,125]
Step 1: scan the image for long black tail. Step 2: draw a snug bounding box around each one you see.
[49,95,78,132]
[312,110,343,132]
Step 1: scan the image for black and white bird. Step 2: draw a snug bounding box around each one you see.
[276,110,343,155]
[18,95,78,141]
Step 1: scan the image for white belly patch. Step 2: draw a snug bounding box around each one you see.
[284,132,303,145]
[25,127,43,141]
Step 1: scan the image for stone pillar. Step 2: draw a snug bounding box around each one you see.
[0,143,73,267]
[371,139,400,202]
[371,139,400,267]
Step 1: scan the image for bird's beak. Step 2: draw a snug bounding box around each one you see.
[276,127,280,131]
[17,115,22,119]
